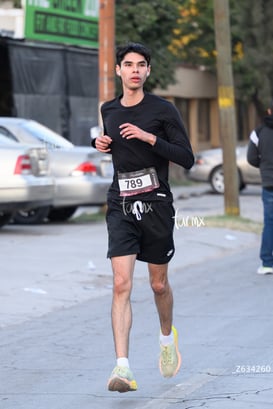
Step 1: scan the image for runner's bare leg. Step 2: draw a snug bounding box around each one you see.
[111,254,136,358]
[149,263,173,335]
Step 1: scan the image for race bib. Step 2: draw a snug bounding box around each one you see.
[118,167,159,197]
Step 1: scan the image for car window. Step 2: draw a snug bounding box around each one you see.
[0,126,18,141]
[0,132,17,145]
[22,121,74,149]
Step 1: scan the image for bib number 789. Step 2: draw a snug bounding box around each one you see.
[118,167,159,197]
[125,178,143,189]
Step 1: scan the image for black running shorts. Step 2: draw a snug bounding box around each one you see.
[106,199,175,264]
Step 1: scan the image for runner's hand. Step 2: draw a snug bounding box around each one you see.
[95,135,112,152]
[119,123,156,146]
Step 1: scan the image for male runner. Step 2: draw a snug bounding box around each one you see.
[93,42,194,393]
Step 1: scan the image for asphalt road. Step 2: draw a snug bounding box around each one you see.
[1,184,272,408]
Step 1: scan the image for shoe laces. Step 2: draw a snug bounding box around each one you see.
[161,344,175,365]
[113,366,132,380]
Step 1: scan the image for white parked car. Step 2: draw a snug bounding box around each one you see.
[0,118,113,223]
[186,145,261,194]
[0,135,54,228]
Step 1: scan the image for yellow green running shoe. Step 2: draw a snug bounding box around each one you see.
[107,366,138,393]
[159,326,182,378]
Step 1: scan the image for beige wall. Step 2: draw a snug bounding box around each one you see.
[155,66,219,151]
[155,65,258,151]
[155,65,217,99]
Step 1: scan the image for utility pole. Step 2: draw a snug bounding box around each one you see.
[99,0,115,114]
[213,0,240,216]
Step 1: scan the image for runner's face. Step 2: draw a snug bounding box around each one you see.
[116,52,151,90]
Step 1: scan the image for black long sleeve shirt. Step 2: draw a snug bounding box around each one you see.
[100,93,194,202]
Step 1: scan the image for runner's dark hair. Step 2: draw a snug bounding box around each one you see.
[116,42,151,66]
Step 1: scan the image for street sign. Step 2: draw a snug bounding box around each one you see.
[24,0,99,48]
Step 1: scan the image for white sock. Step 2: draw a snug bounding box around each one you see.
[160,329,174,346]
[117,357,129,368]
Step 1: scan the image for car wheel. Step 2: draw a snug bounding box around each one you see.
[210,166,225,194]
[47,206,78,222]
[210,166,244,194]
[0,211,13,228]
[13,206,50,225]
